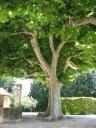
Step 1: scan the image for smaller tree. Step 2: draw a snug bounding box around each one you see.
[29,81,48,112]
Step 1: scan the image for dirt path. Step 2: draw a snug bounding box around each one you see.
[0,113,96,128]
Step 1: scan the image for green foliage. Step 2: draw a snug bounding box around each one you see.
[29,81,48,111]
[0,76,15,92]
[61,70,96,97]
[61,97,96,114]
[71,70,96,97]
[0,0,96,82]
[21,96,37,112]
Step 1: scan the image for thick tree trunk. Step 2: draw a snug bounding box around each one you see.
[38,77,62,120]
[48,76,62,120]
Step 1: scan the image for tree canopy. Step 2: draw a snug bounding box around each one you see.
[0,0,96,83]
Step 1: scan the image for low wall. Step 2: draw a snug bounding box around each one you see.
[0,107,22,123]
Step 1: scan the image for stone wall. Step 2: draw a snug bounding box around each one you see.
[0,107,22,123]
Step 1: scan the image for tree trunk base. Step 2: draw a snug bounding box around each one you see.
[38,113,64,122]
[38,106,50,117]
[38,112,49,117]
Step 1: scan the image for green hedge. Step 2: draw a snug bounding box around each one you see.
[61,97,96,114]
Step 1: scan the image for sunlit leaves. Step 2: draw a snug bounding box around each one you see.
[0,9,9,23]
[0,0,96,82]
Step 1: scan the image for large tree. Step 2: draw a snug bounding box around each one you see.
[0,0,96,120]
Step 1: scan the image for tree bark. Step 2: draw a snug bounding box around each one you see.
[48,76,62,120]
[71,16,96,26]
[39,76,62,120]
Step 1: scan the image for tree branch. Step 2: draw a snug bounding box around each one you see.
[10,30,34,36]
[71,16,96,26]
[64,57,78,73]
[30,31,51,75]
[50,40,66,76]
[25,72,40,78]
[63,52,84,73]
[21,56,36,67]
[39,64,49,81]
[16,68,28,76]
[16,68,40,78]
[8,57,17,60]
[56,40,66,54]
[10,29,51,75]
[49,35,55,54]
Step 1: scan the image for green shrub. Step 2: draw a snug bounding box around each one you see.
[21,96,37,112]
[61,97,96,114]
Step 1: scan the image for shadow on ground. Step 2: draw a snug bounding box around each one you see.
[0,112,96,128]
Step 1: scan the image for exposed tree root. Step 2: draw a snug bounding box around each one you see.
[38,114,64,122]
[38,111,50,117]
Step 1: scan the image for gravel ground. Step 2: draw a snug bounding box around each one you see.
[0,113,96,128]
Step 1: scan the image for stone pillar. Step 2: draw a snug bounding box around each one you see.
[15,84,22,107]
[0,107,3,123]
[0,96,4,107]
